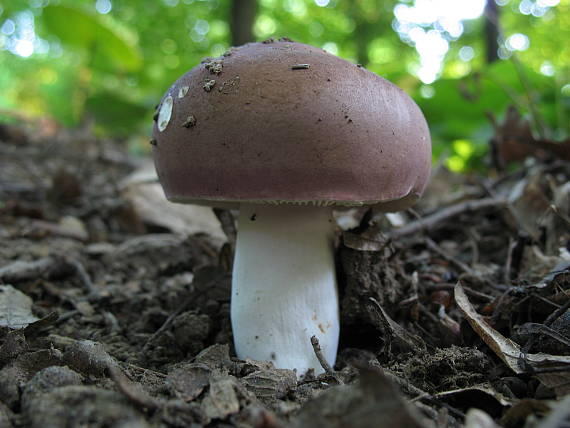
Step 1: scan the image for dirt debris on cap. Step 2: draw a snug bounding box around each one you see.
[182,115,197,128]
[218,76,240,94]
[223,47,237,57]
[178,86,189,99]
[203,79,216,92]
[204,59,223,75]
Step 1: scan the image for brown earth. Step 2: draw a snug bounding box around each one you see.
[0,121,569,428]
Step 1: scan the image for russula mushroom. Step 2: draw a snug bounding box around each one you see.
[152,40,431,375]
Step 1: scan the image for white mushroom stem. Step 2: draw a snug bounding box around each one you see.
[231,204,339,376]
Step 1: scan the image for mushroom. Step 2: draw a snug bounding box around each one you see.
[151,41,431,376]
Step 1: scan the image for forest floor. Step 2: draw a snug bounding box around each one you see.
[0,119,569,428]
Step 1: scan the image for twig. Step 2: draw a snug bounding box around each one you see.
[543,298,570,326]
[424,283,494,302]
[66,258,99,299]
[387,197,506,239]
[124,362,167,378]
[213,208,237,247]
[107,364,162,412]
[381,368,466,419]
[24,312,59,335]
[369,297,426,352]
[518,323,570,348]
[511,53,546,139]
[142,294,194,354]
[519,365,570,375]
[425,238,474,276]
[141,275,223,353]
[550,204,570,226]
[310,335,343,384]
[467,228,480,266]
[504,237,516,284]
[0,257,61,283]
[521,297,570,355]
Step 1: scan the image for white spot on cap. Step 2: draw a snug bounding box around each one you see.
[158,95,173,132]
[178,86,189,98]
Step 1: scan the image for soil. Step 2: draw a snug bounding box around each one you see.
[0,120,569,428]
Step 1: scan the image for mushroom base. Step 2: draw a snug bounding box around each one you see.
[231,204,339,376]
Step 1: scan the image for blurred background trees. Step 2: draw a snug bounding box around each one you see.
[0,0,568,170]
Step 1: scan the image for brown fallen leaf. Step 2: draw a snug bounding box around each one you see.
[201,370,253,420]
[108,365,162,411]
[120,164,226,244]
[488,105,570,169]
[435,383,515,417]
[505,171,551,241]
[369,297,426,354]
[242,368,297,404]
[166,363,210,402]
[455,283,570,395]
[0,285,39,329]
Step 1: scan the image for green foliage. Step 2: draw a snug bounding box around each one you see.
[41,4,142,72]
[419,60,557,141]
[0,0,568,171]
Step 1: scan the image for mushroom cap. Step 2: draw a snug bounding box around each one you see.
[152,41,431,210]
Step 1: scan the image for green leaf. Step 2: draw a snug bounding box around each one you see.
[85,91,149,135]
[41,5,142,72]
[417,60,555,144]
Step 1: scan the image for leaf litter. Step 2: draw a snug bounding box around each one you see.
[0,106,569,427]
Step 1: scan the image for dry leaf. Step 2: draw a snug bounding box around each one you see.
[241,368,297,403]
[0,285,39,329]
[121,164,226,244]
[369,298,426,353]
[435,383,514,417]
[201,372,243,420]
[166,363,211,402]
[489,105,570,167]
[343,233,385,251]
[455,283,570,395]
[506,172,551,241]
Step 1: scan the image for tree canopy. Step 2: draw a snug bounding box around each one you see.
[0,0,568,170]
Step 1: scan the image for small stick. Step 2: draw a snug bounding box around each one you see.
[108,364,162,412]
[213,208,237,247]
[424,283,493,301]
[358,363,466,420]
[67,258,99,299]
[504,237,516,284]
[0,257,59,283]
[425,238,474,275]
[310,335,343,384]
[142,294,193,353]
[142,278,219,352]
[386,197,506,239]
